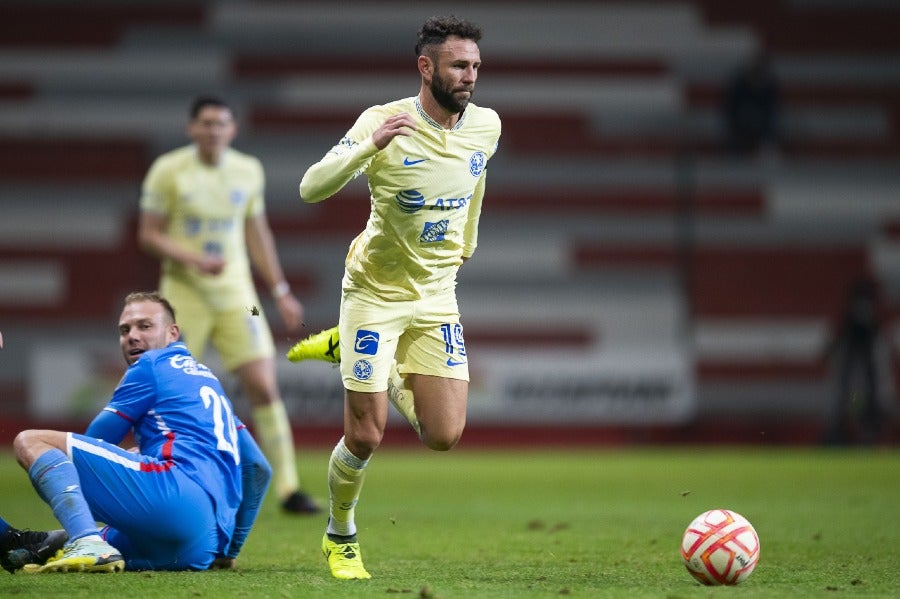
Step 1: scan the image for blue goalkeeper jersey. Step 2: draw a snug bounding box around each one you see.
[94,342,242,549]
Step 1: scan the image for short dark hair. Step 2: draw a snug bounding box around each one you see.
[415,15,482,56]
[124,291,177,324]
[189,95,231,120]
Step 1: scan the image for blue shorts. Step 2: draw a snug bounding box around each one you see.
[67,433,219,571]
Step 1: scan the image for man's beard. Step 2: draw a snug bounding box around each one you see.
[430,72,472,115]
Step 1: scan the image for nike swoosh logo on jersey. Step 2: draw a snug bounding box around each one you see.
[446,358,467,367]
[403,157,429,166]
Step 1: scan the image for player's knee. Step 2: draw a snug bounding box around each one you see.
[423,436,459,452]
[345,427,383,458]
[241,382,279,407]
[12,428,45,452]
[420,425,463,452]
[12,429,47,468]
[12,429,30,454]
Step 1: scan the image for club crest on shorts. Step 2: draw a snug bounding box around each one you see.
[353,359,373,380]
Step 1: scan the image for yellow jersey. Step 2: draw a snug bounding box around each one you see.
[140,145,265,310]
[301,96,501,301]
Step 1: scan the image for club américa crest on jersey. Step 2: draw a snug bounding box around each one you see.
[469,151,486,176]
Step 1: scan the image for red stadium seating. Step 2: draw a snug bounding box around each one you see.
[0,0,897,442]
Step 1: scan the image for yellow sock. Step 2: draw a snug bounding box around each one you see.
[252,401,299,501]
[388,362,421,435]
[326,437,368,537]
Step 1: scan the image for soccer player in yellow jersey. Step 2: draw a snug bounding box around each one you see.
[295,16,500,579]
[138,96,319,515]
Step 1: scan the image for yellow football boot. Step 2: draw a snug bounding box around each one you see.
[322,533,371,580]
[22,537,124,573]
[287,326,341,363]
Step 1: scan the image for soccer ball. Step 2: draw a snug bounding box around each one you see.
[681,509,760,585]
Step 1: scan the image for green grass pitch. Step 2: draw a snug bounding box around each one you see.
[1,447,898,598]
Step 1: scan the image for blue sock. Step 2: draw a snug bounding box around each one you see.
[29,449,98,542]
[0,515,10,537]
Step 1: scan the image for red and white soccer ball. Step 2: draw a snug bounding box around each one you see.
[681,509,760,585]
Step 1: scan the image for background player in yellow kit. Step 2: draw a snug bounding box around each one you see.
[293,15,501,579]
[138,96,319,514]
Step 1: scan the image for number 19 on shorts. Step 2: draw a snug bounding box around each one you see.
[440,323,467,366]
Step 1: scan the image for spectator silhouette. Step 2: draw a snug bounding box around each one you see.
[824,276,886,445]
[724,51,782,157]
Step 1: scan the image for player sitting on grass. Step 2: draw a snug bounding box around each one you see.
[2,291,271,573]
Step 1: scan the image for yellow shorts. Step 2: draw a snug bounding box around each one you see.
[161,278,274,372]
[338,286,469,392]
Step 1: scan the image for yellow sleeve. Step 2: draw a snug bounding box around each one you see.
[299,109,382,203]
[140,155,174,215]
[463,111,500,258]
[245,156,266,218]
[462,171,486,258]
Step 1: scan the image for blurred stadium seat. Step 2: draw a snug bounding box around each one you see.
[0,0,897,442]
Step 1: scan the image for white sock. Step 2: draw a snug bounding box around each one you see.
[326,437,369,538]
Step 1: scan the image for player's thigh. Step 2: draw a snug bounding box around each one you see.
[409,374,468,432]
[100,480,219,571]
[161,279,213,358]
[398,290,469,382]
[69,434,172,523]
[339,288,408,392]
[68,435,218,553]
[210,305,275,371]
